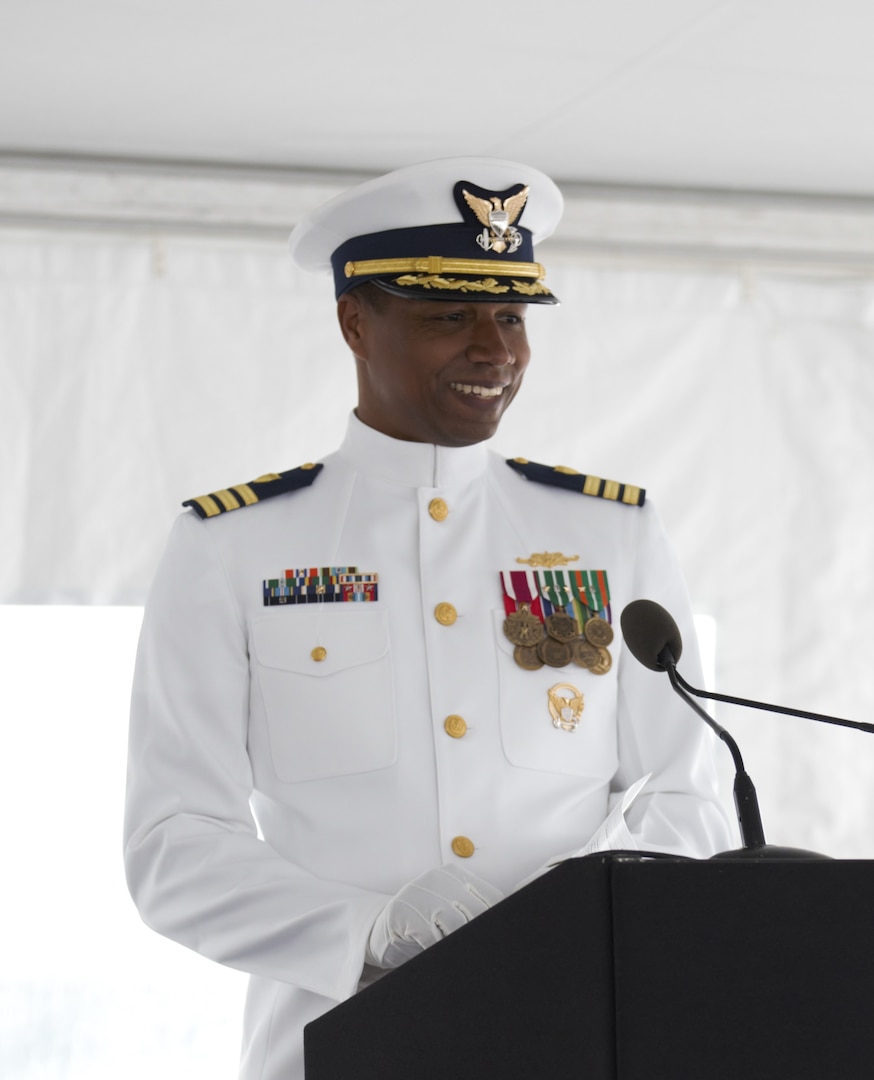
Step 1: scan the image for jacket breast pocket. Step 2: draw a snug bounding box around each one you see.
[250,609,396,783]
[493,611,619,779]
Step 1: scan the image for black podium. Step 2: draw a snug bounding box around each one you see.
[304,856,874,1079]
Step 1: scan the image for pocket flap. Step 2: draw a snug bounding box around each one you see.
[251,609,389,677]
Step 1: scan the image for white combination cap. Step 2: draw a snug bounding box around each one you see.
[288,156,563,304]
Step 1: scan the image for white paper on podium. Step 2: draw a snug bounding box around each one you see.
[514,773,652,891]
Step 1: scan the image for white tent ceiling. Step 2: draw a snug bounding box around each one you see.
[3,0,874,197]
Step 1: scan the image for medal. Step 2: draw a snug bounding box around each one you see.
[584,616,614,647]
[501,565,614,676]
[544,608,578,643]
[537,636,573,668]
[538,573,581,647]
[572,639,601,670]
[503,602,544,648]
[501,571,549,669]
[514,644,544,670]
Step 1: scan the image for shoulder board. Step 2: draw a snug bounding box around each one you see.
[183,462,324,520]
[506,457,645,507]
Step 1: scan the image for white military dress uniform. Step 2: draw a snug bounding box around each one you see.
[124,156,731,1080]
[125,412,731,1080]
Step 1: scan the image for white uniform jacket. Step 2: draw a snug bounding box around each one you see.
[124,413,731,1079]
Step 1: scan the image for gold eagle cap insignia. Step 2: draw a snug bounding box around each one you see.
[462,186,530,254]
[462,186,530,229]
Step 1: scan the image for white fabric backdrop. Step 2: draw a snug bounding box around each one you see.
[1,219,873,1078]
[2,224,873,853]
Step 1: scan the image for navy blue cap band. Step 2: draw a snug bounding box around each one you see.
[331,222,536,298]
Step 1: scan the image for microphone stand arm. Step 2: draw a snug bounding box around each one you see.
[672,669,874,735]
[660,649,767,850]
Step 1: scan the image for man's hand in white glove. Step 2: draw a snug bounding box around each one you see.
[366,863,503,970]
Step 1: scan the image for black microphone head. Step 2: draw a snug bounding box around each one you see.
[620,599,683,671]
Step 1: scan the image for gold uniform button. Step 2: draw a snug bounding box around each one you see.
[311,646,327,662]
[451,836,475,859]
[434,602,457,626]
[428,498,449,522]
[444,715,468,739]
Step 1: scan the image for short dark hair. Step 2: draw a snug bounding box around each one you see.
[350,281,392,313]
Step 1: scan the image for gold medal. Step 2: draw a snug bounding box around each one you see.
[514,644,544,670]
[503,602,544,648]
[584,616,614,647]
[537,636,573,668]
[590,646,612,675]
[545,608,579,643]
[572,639,600,670]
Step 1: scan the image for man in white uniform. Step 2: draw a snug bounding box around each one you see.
[124,158,731,1079]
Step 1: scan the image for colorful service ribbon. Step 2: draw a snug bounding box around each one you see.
[263,566,378,607]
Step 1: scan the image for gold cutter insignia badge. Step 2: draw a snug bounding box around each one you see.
[547,683,585,732]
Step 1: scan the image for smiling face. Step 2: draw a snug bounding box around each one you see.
[337,288,531,447]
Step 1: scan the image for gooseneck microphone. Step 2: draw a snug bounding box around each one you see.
[620,599,832,860]
[621,599,873,734]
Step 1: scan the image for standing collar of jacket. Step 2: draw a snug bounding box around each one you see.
[337,412,491,489]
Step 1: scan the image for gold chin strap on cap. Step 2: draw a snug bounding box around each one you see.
[343,256,546,280]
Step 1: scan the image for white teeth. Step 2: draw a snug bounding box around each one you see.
[450,383,504,398]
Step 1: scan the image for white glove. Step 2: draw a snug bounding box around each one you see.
[366,863,503,970]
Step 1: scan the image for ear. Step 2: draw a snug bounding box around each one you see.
[336,292,369,361]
